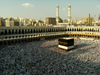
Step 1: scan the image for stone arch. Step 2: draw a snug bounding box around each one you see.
[79,28,81,31]
[19,29,21,34]
[1,32,3,35]
[25,29,27,33]
[50,29,52,32]
[34,29,35,33]
[31,29,32,33]
[90,29,91,32]
[15,30,17,34]
[28,29,30,33]
[42,29,44,32]
[5,30,7,35]
[72,28,74,31]
[8,30,11,34]
[68,28,69,31]
[80,29,82,31]
[74,28,76,31]
[22,29,24,34]
[12,30,14,34]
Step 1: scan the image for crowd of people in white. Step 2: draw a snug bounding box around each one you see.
[0,37,100,75]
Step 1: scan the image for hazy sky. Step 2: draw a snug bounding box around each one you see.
[0,0,100,21]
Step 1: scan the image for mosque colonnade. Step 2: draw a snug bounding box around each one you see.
[0,26,100,45]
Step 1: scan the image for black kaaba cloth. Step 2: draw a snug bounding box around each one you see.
[58,38,74,46]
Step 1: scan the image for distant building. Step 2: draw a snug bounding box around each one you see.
[14,21,19,26]
[23,18,32,26]
[5,17,18,27]
[63,19,68,23]
[0,17,5,26]
[45,17,56,25]
[10,20,15,26]
[45,17,62,25]
[15,17,20,26]
[98,15,100,24]
[38,20,44,26]
[82,17,94,25]
[20,18,24,26]
[0,18,3,26]
[5,19,10,27]
[71,19,76,25]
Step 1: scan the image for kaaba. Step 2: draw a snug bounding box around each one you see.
[58,38,74,50]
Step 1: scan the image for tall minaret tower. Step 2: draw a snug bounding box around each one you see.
[56,3,59,25]
[68,2,71,25]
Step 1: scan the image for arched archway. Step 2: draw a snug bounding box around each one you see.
[19,30,21,34]
[5,30,7,35]
[9,30,11,35]
[1,32,3,35]
[12,30,14,34]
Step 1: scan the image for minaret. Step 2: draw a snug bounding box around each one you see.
[56,3,59,25]
[68,2,71,25]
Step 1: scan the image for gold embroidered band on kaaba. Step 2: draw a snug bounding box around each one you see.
[59,41,73,45]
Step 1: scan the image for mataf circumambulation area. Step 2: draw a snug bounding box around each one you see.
[58,38,74,50]
[1,37,100,75]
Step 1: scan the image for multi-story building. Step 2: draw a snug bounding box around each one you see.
[0,18,3,26]
[14,21,19,26]
[71,19,76,25]
[82,17,94,25]
[5,17,15,27]
[45,17,56,25]
[38,20,44,26]
[45,17,62,25]
[5,19,10,27]
[15,17,20,26]
[0,17,5,26]
[98,15,100,24]
[20,18,24,26]
[10,20,15,26]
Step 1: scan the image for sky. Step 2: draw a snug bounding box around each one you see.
[0,0,100,21]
